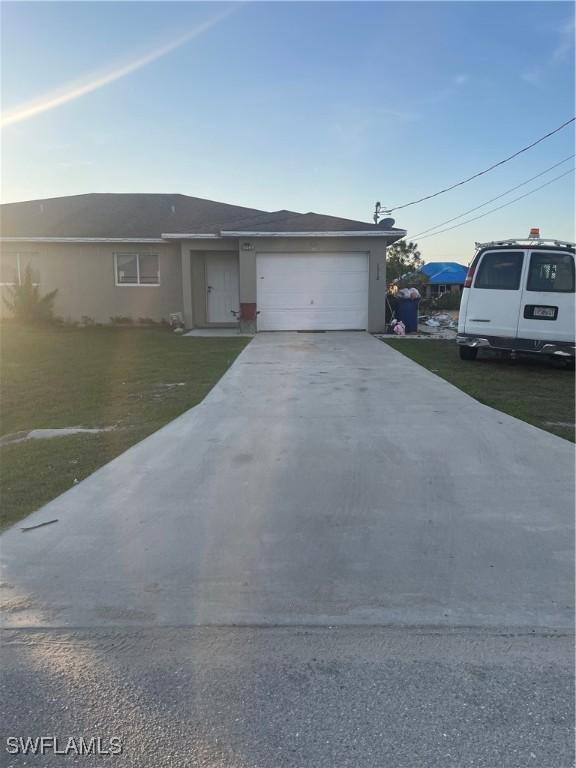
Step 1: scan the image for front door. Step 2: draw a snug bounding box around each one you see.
[206,254,239,323]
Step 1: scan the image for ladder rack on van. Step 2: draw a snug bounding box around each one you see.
[474,238,575,250]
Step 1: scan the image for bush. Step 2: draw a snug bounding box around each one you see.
[110,316,134,325]
[2,265,58,324]
[431,292,461,310]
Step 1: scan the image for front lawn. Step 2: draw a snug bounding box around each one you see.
[384,339,575,442]
[0,325,250,529]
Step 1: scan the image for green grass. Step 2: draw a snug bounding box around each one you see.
[0,324,250,529]
[384,339,575,443]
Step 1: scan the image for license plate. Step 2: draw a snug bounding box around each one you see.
[533,306,556,318]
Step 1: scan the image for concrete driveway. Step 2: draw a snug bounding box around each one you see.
[1,332,573,630]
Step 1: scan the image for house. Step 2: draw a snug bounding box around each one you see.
[417,261,468,300]
[0,193,406,333]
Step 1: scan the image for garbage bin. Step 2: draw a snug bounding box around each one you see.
[395,297,420,333]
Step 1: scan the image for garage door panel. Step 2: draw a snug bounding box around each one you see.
[258,288,367,309]
[259,308,368,331]
[260,273,367,293]
[257,252,369,331]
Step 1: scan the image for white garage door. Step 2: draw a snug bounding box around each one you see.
[257,252,369,331]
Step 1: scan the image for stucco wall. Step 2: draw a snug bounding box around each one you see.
[0,242,182,323]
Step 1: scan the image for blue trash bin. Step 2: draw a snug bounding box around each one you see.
[395,297,420,333]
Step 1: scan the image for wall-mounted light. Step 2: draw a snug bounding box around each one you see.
[241,242,254,251]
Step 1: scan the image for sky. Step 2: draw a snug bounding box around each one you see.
[1,1,574,262]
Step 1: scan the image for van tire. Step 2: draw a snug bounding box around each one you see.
[459,346,478,361]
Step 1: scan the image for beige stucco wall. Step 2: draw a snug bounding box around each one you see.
[1,236,391,331]
[0,242,182,323]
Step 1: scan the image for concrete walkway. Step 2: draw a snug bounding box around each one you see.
[1,332,573,629]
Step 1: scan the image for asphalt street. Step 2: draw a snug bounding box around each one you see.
[1,334,574,767]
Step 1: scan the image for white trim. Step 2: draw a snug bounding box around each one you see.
[1,237,166,244]
[161,233,221,240]
[1,230,407,243]
[114,252,161,287]
[219,230,406,238]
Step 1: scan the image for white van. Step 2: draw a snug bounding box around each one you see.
[457,231,575,361]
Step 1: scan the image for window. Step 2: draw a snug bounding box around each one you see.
[474,251,523,290]
[115,253,159,286]
[0,252,40,285]
[527,252,574,293]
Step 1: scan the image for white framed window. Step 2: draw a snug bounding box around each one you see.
[114,253,160,286]
[0,252,40,286]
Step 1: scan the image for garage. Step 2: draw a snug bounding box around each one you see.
[256,252,369,331]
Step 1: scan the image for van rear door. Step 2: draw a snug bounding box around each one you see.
[516,250,575,343]
[463,249,525,339]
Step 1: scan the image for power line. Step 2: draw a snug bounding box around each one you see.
[413,167,574,241]
[377,116,575,215]
[409,155,575,239]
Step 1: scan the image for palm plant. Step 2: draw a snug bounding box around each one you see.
[3,264,58,323]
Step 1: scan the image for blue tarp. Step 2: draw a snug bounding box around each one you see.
[418,261,468,285]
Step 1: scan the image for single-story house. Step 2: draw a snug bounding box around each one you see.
[0,193,406,333]
[417,261,468,299]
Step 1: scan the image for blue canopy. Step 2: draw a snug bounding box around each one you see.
[418,261,468,285]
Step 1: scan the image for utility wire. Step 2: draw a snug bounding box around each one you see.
[380,116,575,214]
[413,167,574,241]
[409,155,575,239]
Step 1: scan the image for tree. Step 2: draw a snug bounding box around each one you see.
[386,240,424,284]
[3,264,58,324]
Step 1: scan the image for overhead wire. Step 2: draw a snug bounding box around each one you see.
[379,116,575,214]
[408,155,575,239]
[413,167,575,241]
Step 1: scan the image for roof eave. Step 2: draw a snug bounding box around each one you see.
[218,229,407,238]
[0,236,167,243]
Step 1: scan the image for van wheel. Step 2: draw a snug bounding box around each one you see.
[459,346,478,361]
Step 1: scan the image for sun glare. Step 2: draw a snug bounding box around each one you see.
[0,6,237,128]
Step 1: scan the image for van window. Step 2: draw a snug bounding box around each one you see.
[527,252,574,293]
[474,251,523,290]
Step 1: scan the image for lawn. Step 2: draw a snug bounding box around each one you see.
[0,325,250,529]
[384,339,575,443]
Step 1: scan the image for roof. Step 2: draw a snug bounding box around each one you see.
[418,261,468,285]
[0,193,405,240]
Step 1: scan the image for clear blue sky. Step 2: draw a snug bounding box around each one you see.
[1,1,574,262]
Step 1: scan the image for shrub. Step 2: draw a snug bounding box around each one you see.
[2,265,58,324]
[431,291,461,310]
[110,316,134,325]
[137,317,159,326]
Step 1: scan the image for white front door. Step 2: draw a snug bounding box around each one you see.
[206,254,239,323]
[256,252,369,331]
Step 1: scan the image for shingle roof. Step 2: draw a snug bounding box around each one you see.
[221,210,399,233]
[0,193,267,238]
[0,193,403,238]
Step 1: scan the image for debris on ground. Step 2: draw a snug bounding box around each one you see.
[418,311,459,339]
[21,519,59,532]
[0,427,115,447]
[377,310,459,340]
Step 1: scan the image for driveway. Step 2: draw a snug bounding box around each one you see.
[1,332,573,629]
